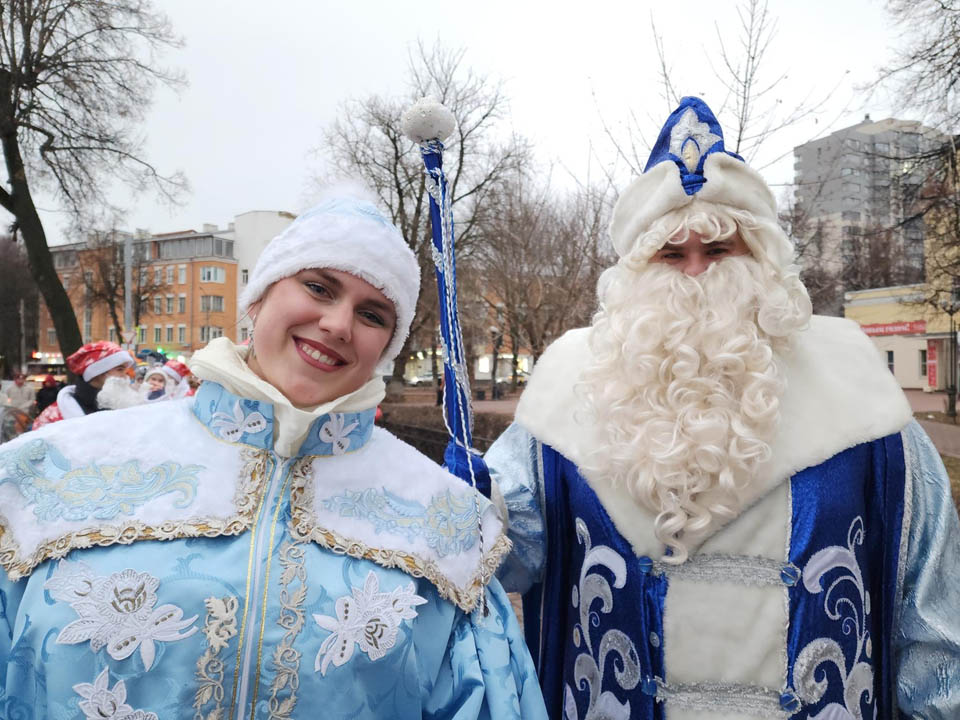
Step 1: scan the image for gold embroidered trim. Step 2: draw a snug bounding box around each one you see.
[288,458,512,613]
[267,540,307,719]
[194,595,240,720]
[0,448,269,581]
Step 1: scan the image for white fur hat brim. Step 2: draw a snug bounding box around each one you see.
[610,152,790,265]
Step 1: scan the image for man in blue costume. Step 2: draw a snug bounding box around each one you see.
[487,97,960,719]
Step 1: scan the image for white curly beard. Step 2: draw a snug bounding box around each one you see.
[577,256,811,563]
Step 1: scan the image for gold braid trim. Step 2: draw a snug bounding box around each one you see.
[288,457,512,614]
[0,448,269,581]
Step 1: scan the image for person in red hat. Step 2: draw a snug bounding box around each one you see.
[35,375,61,414]
[161,358,193,398]
[31,341,134,430]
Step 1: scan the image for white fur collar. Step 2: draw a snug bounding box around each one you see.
[56,385,85,419]
[515,315,913,559]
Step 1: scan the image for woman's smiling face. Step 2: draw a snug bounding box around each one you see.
[246,268,396,407]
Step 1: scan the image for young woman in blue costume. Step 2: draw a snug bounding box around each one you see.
[0,186,547,720]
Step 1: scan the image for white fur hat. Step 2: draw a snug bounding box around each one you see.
[239,184,420,363]
[610,97,794,269]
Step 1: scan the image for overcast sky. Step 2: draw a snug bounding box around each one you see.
[29,0,903,244]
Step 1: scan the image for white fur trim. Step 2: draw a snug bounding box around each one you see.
[55,385,85,419]
[610,153,792,267]
[662,484,790,697]
[239,186,420,363]
[516,315,913,559]
[401,97,456,144]
[82,350,133,382]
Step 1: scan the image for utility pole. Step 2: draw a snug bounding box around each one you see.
[123,232,134,351]
[18,298,26,374]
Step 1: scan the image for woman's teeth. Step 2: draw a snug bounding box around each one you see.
[299,342,340,365]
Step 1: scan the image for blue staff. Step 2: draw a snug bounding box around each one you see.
[401,98,491,497]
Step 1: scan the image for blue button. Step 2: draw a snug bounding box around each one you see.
[780,690,801,712]
[641,676,658,696]
[781,564,800,586]
[638,556,653,574]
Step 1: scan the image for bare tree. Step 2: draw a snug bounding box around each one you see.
[317,40,531,381]
[0,236,37,375]
[0,0,185,363]
[476,175,614,366]
[598,0,848,179]
[74,232,167,341]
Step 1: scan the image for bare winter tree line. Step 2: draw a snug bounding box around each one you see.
[6,0,960,377]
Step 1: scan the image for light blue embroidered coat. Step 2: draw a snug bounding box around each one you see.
[0,381,546,720]
[488,316,960,720]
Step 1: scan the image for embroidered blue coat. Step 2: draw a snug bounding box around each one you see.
[0,382,547,720]
[488,318,960,720]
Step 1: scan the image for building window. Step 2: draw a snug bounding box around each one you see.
[200,266,225,283]
[178,265,187,284]
[201,295,224,312]
[178,294,186,313]
[166,295,174,314]
[154,267,162,285]
[240,327,249,342]
[154,296,163,315]
[166,266,174,284]
[137,327,146,343]
[83,307,93,343]
[887,350,895,373]
[47,328,56,346]
[200,326,224,342]
[920,349,928,377]
[178,324,186,343]
[241,269,248,284]
[166,325,174,342]
[139,269,147,286]
[108,327,116,343]
[154,326,162,343]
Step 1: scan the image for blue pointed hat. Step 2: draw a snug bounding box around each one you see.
[609,96,789,268]
[644,96,744,195]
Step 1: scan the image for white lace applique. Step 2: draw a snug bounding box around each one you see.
[312,570,427,675]
[211,400,267,442]
[318,413,359,455]
[73,667,158,720]
[45,560,198,670]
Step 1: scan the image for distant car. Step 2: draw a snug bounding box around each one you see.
[405,374,435,387]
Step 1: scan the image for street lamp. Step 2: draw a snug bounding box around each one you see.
[489,325,503,400]
[938,291,960,421]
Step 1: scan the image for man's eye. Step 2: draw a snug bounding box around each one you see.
[660,252,684,260]
[706,246,730,256]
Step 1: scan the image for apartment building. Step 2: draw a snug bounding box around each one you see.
[793,115,943,314]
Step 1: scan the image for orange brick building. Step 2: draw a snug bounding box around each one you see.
[37,230,238,362]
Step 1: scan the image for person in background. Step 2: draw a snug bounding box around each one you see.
[1,372,35,416]
[162,358,193,398]
[0,185,546,719]
[142,366,170,402]
[34,374,60,414]
[31,341,134,429]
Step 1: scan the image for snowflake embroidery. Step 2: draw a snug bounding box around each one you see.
[73,668,158,719]
[312,571,426,676]
[211,400,267,442]
[45,560,198,670]
[318,413,359,455]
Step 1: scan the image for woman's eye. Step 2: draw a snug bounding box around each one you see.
[360,310,385,327]
[305,282,330,296]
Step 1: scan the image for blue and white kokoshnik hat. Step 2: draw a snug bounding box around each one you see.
[609,96,794,269]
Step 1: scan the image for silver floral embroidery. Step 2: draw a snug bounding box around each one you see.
[312,570,426,676]
[564,518,641,720]
[211,400,267,442]
[73,668,158,719]
[318,414,359,455]
[268,541,308,718]
[45,560,198,670]
[792,516,874,719]
[193,596,239,720]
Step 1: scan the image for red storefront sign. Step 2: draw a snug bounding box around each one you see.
[928,339,938,387]
[861,320,927,336]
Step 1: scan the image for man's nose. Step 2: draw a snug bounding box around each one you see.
[683,253,710,277]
